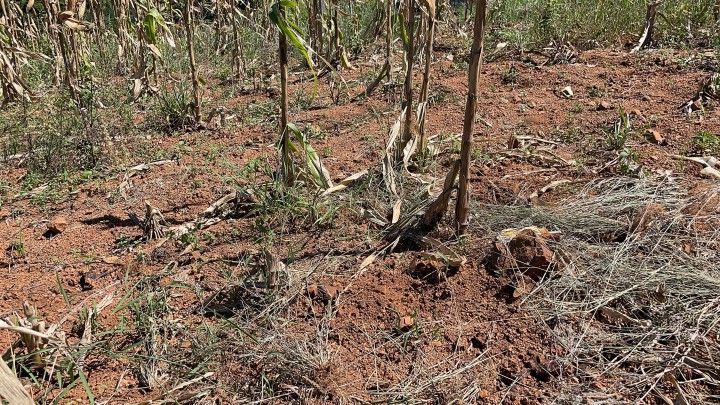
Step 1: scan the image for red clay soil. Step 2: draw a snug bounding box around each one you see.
[2,47,719,403]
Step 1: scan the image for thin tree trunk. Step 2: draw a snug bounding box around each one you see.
[278,22,289,135]
[115,0,129,74]
[214,0,222,52]
[277,3,294,185]
[455,0,486,234]
[632,0,662,53]
[417,0,436,152]
[333,1,340,64]
[185,0,201,123]
[57,14,78,102]
[385,0,392,80]
[399,0,415,156]
[316,0,324,59]
[230,0,244,77]
[42,0,63,83]
[308,0,319,63]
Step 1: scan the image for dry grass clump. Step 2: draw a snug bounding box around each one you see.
[371,350,491,403]
[473,176,720,402]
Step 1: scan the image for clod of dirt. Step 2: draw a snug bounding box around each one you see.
[596,100,612,111]
[47,216,69,235]
[101,256,122,265]
[645,129,666,145]
[409,257,447,283]
[497,281,530,304]
[398,315,414,331]
[512,284,526,300]
[306,284,339,303]
[409,244,464,283]
[490,227,561,280]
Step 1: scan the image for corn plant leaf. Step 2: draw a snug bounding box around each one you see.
[62,18,90,31]
[153,8,175,48]
[320,170,368,196]
[79,0,87,19]
[143,14,158,43]
[57,10,75,21]
[398,11,410,52]
[269,1,315,73]
[287,123,332,189]
[144,8,169,45]
[391,199,402,224]
[278,127,296,185]
[146,43,162,58]
[165,32,176,48]
[132,78,142,99]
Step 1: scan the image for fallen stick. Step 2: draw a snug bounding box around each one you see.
[115,159,175,199]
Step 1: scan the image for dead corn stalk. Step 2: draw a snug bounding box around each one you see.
[455,0,486,234]
[417,0,436,153]
[185,0,202,123]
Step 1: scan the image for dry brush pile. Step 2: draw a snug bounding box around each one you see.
[474,176,720,403]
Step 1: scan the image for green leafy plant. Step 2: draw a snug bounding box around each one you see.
[604,109,632,150]
[692,130,720,155]
[279,123,333,189]
[269,0,316,72]
[618,147,640,175]
[501,65,519,85]
[7,239,27,259]
[155,83,195,131]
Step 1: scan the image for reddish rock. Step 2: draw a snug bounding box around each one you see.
[399,315,414,331]
[491,227,561,280]
[48,216,69,234]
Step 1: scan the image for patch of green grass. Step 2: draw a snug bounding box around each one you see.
[7,239,27,259]
[501,65,519,85]
[230,159,337,243]
[554,126,582,144]
[292,87,315,112]
[487,0,716,49]
[153,82,196,132]
[109,271,219,391]
[603,109,632,150]
[692,130,720,155]
[180,231,200,247]
[1,93,107,180]
[472,146,492,162]
[205,143,225,162]
[115,235,142,251]
[617,147,640,175]
[305,124,328,141]
[243,100,278,126]
[429,84,461,105]
[587,85,606,98]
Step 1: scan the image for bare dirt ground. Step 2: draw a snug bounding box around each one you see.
[2,47,720,403]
